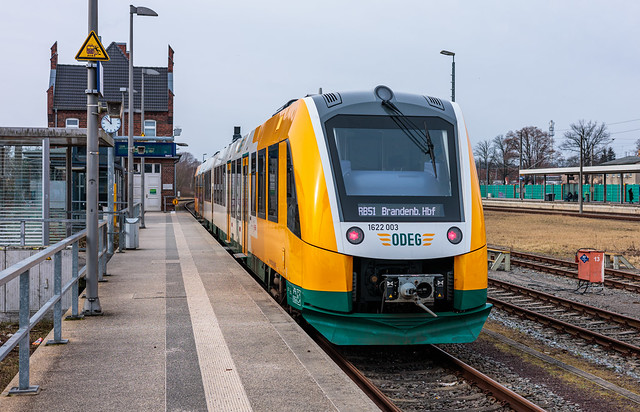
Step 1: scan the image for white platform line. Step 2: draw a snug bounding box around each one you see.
[172,214,252,411]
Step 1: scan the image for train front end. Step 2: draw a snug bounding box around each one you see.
[286,86,491,345]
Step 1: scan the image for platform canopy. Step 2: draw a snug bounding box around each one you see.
[520,159,640,176]
[0,127,113,147]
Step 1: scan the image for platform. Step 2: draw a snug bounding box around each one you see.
[0,212,378,411]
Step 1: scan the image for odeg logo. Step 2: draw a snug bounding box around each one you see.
[377,233,434,247]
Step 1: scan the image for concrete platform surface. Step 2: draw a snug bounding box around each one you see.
[0,211,378,411]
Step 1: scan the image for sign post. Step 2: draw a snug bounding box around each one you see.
[76,3,108,316]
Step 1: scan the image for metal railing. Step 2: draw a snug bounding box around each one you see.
[0,221,108,395]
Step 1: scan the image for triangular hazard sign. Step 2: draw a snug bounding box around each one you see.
[75,31,109,61]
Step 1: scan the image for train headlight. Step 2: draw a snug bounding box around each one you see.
[446,227,462,244]
[346,227,364,245]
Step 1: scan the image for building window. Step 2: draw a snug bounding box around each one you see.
[144,120,156,137]
[267,144,278,222]
[66,118,79,128]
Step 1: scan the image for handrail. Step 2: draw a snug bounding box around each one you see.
[0,220,109,395]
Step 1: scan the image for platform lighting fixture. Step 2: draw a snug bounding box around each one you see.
[128,4,158,218]
[440,50,455,102]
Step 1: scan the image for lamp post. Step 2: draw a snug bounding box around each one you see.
[128,5,158,220]
[202,153,207,163]
[139,68,159,229]
[440,50,455,102]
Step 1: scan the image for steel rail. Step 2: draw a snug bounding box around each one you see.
[483,205,640,221]
[509,254,640,294]
[487,296,640,356]
[309,329,402,412]
[489,278,640,329]
[511,251,640,283]
[429,345,546,412]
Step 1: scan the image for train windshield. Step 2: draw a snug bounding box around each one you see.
[325,115,461,222]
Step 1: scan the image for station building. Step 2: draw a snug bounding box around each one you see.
[46,41,178,212]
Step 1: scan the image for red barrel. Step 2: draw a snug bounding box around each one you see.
[576,249,604,283]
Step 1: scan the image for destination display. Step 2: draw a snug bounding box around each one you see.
[357,203,445,218]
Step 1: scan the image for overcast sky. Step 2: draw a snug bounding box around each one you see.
[1,1,639,161]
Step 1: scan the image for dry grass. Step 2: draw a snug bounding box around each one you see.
[485,211,640,267]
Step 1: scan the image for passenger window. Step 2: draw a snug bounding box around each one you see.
[267,144,278,222]
[251,153,256,216]
[257,148,266,219]
[286,142,301,237]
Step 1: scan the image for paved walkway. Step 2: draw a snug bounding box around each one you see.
[0,211,378,411]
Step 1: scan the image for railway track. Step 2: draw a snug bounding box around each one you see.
[507,251,640,294]
[312,328,544,412]
[483,205,640,222]
[488,278,640,356]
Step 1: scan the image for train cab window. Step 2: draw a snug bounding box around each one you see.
[286,142,301,237]
[257,148,266,219]
[324,114,461,222]
[267,144,278,222]
[251,153,256,216]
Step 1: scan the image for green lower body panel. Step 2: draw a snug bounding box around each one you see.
[302,303,492,345]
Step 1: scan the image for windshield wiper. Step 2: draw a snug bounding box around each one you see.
[424,121,437,178]
[381,99,437,178]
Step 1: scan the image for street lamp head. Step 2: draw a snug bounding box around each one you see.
[440,50,455,57]
[131,5,158,16]
[142,68,160,76]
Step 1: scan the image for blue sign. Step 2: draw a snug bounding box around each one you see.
[580,254,589,264]
[114,141,176,157]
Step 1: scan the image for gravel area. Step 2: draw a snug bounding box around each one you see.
[489,266,640,381]
[437,265,640,411]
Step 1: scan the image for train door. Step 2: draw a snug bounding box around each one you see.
[242,155,249,254]
[226,161,231,242]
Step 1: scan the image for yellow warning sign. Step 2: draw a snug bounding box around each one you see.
[75,31,109,61]
[172,198,179,206]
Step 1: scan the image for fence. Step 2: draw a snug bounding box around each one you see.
[0,221,108,394]
[481,183,640,203]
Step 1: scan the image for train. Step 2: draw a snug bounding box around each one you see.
[194,86,491,345]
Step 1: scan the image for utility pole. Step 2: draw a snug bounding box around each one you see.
[519,135,523,200]
[579,134,584,214]
[84,0,101,315]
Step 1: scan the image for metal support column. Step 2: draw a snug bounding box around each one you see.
[47,251,69,345]
[42,137,50,245]
[84,0,102,315]
[65,146,72,237]
[128,7,135,218]
[67,241,83,320]
[8,271,39,394]
[141,157,146,228]
[108,146,114,255]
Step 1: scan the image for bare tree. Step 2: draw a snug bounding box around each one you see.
[175,151,200,197]
[507,126,554,168]
[635,138,640,155]
[560,120,611,166]
[492,134,517,184]
[474,139,494,185]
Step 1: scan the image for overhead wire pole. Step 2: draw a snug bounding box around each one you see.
[85,0,101,315]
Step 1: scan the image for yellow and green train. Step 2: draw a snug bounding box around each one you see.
[194,86,491,345]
